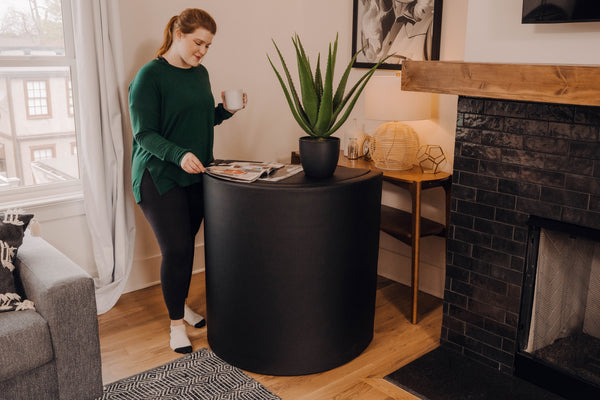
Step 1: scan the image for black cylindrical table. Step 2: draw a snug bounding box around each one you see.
[203,166,382,375]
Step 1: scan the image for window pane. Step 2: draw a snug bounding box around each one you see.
[0,0,65,56]
[33,147,53,160]
[0,66,79,189]
[67,78,73,115]
[26,80,51,117]
[0,143,7,176]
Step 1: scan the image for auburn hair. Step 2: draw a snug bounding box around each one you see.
[156,8,217,58]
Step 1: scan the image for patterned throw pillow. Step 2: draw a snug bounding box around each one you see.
[0,209,35,313]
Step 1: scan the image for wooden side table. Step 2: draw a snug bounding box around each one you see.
[338,153,452,324]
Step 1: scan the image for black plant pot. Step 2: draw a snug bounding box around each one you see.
[299,136,340,179]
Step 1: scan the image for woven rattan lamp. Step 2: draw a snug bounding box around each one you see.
[364,74,431,170]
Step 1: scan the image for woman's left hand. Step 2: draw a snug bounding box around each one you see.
[180,152,205,174]
[222,92,247,113]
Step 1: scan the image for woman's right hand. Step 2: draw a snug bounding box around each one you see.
[180,152,205,174]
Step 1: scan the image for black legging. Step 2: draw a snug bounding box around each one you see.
[138,170,204,320]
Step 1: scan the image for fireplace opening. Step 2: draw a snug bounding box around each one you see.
[516,216,600,399]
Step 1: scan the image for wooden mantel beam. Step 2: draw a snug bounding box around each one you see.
[401,61,600,107]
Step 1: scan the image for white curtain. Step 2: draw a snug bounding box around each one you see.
[70,0,136,314]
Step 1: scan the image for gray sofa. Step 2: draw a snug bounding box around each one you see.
[0,236,103,400]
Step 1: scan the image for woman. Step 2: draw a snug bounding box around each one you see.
[129,8,245,353]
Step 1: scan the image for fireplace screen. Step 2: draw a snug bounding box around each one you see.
[521,222,600,388]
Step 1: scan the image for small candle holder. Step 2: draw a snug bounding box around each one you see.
[347,137,359,160]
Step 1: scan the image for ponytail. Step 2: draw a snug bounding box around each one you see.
[156,16,178,58]
[155,9,217,58]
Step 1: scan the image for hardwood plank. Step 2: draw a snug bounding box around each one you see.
[98,273,442,399]
[402,60,600,106]
[362,378,421,399]
[299,378,410,400]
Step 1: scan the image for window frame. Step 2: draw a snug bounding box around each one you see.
[0,0,83,207]
[66,77,74,117]
[24,79,53,119]
[30,144,57,161]
[0,143,6,177]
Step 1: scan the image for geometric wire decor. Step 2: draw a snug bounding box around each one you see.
[416,144,446,173]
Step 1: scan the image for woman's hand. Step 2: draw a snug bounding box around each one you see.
[180,152,205,174]
[221,92,247,113]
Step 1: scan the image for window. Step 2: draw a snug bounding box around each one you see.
[66,78,73,116]
[25,80,52,118]
[0,144,6,176]
[31,145,56,161]
[0,0,80,200]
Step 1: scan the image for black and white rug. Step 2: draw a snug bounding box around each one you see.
[98,348,280,400]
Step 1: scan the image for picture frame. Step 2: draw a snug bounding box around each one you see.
[352,0,443,70]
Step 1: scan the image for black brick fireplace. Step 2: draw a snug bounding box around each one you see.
[442,96,600,397]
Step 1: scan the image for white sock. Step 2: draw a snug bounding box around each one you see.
[170,324,192,354]
[184,304,206,328]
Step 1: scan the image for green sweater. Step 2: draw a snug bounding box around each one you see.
[129,58,232,203]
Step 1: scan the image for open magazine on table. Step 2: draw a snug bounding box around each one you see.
[206,160,303,183]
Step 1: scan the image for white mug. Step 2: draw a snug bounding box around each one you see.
[224,89,244,111]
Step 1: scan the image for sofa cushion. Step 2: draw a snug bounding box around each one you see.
[0,309,54,382]
[0,210,35,313]
[0,210,33,249]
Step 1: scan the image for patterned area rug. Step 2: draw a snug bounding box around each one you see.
[97,348,280,399]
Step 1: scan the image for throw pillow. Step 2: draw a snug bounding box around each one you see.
[0,209,35,313]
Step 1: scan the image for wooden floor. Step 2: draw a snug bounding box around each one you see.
[97,272,443,399]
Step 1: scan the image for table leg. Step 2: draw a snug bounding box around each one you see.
[410,182,422,324]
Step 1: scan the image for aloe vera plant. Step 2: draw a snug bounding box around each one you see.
[268,34,387,138]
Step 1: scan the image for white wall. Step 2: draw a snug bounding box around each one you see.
[117,0,359,292]
[464,0,600,64]
[112,0,470,296]
[375,0,468,297]
[118,0,359,164]
[17,197,96,278]
[37,0,600,300]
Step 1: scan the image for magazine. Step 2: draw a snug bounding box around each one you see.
[258,164,303,182]
[206,161,303,183]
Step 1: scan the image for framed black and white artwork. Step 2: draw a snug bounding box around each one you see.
[352,0,443,69]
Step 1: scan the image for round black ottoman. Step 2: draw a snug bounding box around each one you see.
[203,166,382,375]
